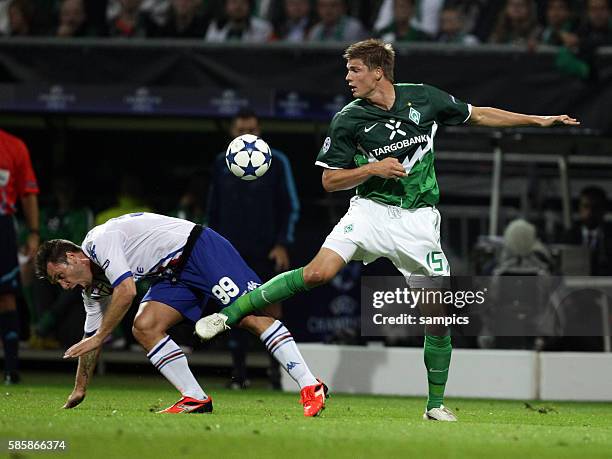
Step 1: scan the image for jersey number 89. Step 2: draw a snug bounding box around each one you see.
[211,277,240,305]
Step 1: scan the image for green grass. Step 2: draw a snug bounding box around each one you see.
[1,372,612,459]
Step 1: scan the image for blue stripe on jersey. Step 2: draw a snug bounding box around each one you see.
[274,150,300,244]
[111,271,133,288]
[147,335,171,358]
[84,329,97,338]
[147,246,185,276]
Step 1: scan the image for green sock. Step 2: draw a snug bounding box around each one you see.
[424,335,452,411]
[220,268,309,326]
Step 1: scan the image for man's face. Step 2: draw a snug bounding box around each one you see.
[226,0,250,21]
[579,195,604,229]
[546,0,569,28]
[506,0,530,21]
[394,0,414,23]
[172,0,200,16]
[285,0,310,21]
[46,252,92,291]
[317,0,343,25]
[60,0,85,28]
[231,116,261,137]
[588,0,610,29]
[345,58,380,99]
[440,9,462,35]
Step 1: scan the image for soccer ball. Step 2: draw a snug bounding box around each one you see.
[225,134,272,181]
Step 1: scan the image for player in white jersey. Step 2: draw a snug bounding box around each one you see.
[34,213,328,416]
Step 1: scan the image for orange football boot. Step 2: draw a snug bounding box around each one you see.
[300,379,329,417]
[157,395,213,414]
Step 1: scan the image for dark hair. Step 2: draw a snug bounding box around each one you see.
[343,39,395,83]
[35,239,83,280]
[233,108,259,122]
[580,186,608,209]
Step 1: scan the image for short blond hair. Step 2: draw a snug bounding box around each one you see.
[343,39,395,83]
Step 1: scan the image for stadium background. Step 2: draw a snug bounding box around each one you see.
[1,0,612,457]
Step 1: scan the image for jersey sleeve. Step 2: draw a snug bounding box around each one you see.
[82,230,133,288]
[14,138,39,196]
[315,111,357,169]
[82,292,109,337]
[425,84,472,126]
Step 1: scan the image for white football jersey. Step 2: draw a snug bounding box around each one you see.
[80,212,196,335]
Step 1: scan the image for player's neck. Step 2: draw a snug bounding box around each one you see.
[366,81,395,111]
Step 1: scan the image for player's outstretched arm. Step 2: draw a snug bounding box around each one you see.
[322,158,406,192]
[63,345,102,409]
[468,106,580,128]
[64,277,136,358]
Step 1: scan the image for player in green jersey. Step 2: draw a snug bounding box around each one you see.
[197,39,580,421]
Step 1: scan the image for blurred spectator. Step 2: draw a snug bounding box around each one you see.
[56,0,97,37]
[410,0,444,36]
[271,0,315,42]
[436,4,479,44]
[174,177,206,224]
[95,176,151,225]
[0,129,40,385]
[489,0,541,46]
[373,0,443,36]
[30,177,93,348]
[539,0,576,46]
[205,0,273,42]
[207,109,300,389]
[107,0,156,37]
[152,0,207,38]
[375,0,429,43]
[6,0,34,36]
[563,186,612,275]
[308,0,366,42]
[576,0,612,50]
[107,0,168,27]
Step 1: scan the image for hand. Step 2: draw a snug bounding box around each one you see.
[63,335,103,359]
[63,389,86,409]
[537,115,580,127]
[368,157,407,179]
[268,245,290,271]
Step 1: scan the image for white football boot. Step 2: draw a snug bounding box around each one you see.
[195,313,230,340]
[423,405,458,421]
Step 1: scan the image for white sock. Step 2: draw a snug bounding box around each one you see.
[260,320,318,389]
[147,336,206,400]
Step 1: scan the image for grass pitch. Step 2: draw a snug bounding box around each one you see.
[1,372,611,459]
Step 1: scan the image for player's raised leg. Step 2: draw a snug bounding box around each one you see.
[238,314,329,417]
[132,301,212,414]
[196,248,345,340]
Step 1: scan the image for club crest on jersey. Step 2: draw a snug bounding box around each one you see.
[409,107,421,125]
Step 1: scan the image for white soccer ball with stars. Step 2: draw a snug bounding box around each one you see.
[225,134,272,181]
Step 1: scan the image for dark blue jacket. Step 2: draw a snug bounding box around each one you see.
[207,148,300,261]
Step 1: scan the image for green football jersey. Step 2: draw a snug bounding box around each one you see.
[315,83,471,209]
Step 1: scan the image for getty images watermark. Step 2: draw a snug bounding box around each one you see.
[370,286,487,327]
[361,276,612,337]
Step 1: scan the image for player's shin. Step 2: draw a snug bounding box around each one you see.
[0,309,20,379]
[423,335,452,410]
[147,336,206,400]
[260,320,317,389]
[220,268,309,326]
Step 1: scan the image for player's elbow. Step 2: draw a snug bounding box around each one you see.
[321,170,337,192]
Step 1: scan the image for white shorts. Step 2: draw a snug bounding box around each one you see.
[322,196,450,284]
